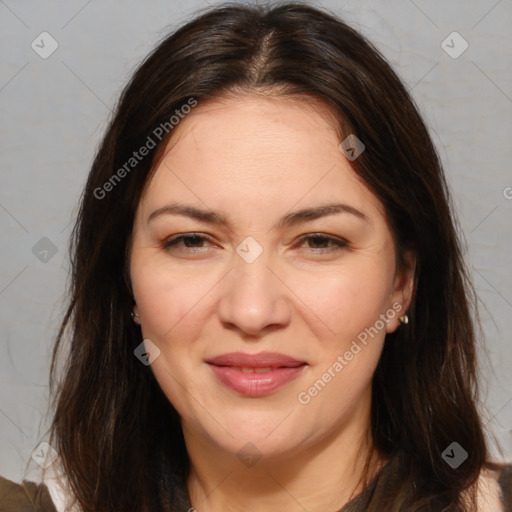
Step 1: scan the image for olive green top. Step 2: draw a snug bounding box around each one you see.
[1,458,511,511]
[0,478,57,512]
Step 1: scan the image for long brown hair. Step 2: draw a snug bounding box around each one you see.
[47,2,495,510]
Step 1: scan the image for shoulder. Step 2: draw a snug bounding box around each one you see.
[0,475,57,512]
[471,463,512,512]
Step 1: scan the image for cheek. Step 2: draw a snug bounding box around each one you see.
[130,255,219,342]
[291,260,393,342]
[131,234,395,341]
[130,258,216,413]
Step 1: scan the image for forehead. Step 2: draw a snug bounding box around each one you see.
[164,93,341,163]
[139,94,385,221]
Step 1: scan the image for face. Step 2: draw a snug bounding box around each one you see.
[129,94,414,462]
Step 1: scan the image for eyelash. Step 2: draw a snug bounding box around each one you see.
[162,233,348,254]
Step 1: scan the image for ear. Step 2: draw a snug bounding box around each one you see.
[132,303,141,325]
[386,250,416,333]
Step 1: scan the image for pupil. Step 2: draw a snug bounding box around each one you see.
[186,236,202,247]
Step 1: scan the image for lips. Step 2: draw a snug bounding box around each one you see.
[206,351,307,397]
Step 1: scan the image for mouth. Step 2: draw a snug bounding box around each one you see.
[229,366,279,373]
[206,352,307,397]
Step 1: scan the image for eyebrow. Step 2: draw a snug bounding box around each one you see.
[147,202,368,229]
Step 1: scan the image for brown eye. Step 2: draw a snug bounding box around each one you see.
[298,234,347,252]
[163,233,213,252]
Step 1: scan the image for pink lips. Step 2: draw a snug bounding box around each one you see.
[206,351,307,397]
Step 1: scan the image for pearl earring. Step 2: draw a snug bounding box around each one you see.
[130,311,141,324]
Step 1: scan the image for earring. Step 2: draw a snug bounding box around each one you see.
[131,311,141,324]
[399,315,409,325]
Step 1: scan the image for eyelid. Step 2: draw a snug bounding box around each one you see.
[295,233,348,250]
[297,233,347,244]
[162,232,215,247]
[162,232,348,254]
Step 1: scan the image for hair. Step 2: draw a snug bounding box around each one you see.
[46,2,499,511]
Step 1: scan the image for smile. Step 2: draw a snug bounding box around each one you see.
[206,352,307,396]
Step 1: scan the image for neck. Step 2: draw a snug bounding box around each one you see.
[184,411,385,512]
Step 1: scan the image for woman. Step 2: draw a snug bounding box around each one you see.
[1,2,510,511]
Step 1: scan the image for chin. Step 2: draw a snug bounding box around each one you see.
[198,409,311,457]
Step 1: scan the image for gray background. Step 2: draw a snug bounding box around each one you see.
[1,0,511,482]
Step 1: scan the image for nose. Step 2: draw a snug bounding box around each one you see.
[217,250,292,337]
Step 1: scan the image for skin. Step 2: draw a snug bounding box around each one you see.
[129,93,415,512]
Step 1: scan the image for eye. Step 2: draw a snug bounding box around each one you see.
[296,234,348,253]
[161,233,348,256]
[162,233,214,253]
